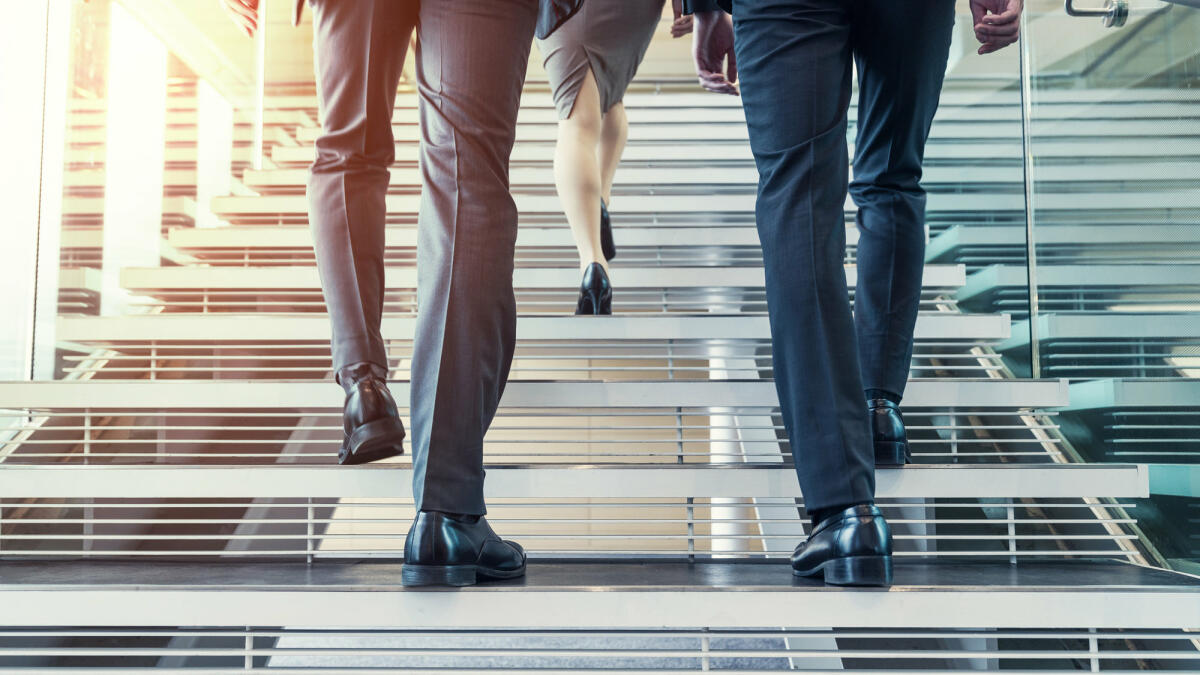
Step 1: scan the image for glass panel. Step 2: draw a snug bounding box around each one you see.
[1023,0,1200,571]
[925,3,1033,383]
[44,0,264,377]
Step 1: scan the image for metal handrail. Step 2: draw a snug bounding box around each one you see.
[1065,0,1130,26]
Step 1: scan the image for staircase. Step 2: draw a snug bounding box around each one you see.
[4,69,1200,671]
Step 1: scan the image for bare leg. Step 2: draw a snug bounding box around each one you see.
[598,101,628,207]
[553,68,607,272]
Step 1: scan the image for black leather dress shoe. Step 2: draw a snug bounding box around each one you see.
[792,503,893,586]
[402,511,527,587]
[575,262,613,315]
[336,363,405,465]
[869,398,911,466]
[600,201,617,261]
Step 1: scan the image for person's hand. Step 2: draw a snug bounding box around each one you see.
[220,0,260,38]
[970,0,1023,55]
[670,0,694,38]
[692,10,738,95]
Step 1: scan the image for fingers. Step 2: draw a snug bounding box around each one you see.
[972,0,1021,52]
[977,40,1015,55]
[220,0,258,37]
[671,16,694,38]
[969,1,988,29]
[725,47,737,85]
[982,4,1021,25]
[698,68,739,96]
[975,20,1019,53]
[976,19,1019,38]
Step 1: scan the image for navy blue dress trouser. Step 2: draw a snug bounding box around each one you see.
[731,0,955,511]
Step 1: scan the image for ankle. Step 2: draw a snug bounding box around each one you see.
[809,501,872,528]
[423,509,480,524]
[337,361,387,392]
[865,388,901,405]
[581,258,608,273]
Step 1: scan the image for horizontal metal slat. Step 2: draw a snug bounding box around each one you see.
[116,265,966,291]
[0,464,1147,499]
[56,313,1010,342]
[0,378,1069,409]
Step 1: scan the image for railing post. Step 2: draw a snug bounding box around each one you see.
[1007,500,1018,565]
[686,497,695,563]
[950,410,958,463]
[1088,627,1100,672]
[675,407,685,464]
[1017,28,1042,378]
[245,629,253,669]
[306,498,315,564]
[83,409,91,464]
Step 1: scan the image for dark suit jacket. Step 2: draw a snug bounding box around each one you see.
[292,0,583,39]
[682,0,731,14]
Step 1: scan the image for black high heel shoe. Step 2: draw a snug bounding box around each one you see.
[575,262,612,315]
[600,201,617,262]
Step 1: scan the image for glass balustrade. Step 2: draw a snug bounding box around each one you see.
[1020,0,1200,572]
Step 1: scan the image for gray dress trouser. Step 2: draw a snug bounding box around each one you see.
[307,0,538,515]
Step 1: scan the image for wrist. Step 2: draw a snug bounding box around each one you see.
[694,9,723,27]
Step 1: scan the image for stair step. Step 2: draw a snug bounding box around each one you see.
[1065,378,1200,411]
[2,560,1195,629]
[239,162,1200,192]
[0,378,1067,410]
[164,223,795,250]
[1000,313,1200,350]
[269,138,1200,165]
[928,224,1200,265]
[0,464,1146,500]
[56,313,1010,343]
[287,119,1197,145]
[204,192,1199,223]
[956,264,1200,309]
[115,265,966,293]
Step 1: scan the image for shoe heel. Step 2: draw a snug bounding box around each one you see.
[822,555,893,587]
[874,441,910,467]
[575,288,604,315]
[341,417,406,465]
[401,564,477,587]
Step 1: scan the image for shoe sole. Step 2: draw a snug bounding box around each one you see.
[401,563,527,587]
[793,555,893,587]
[874,440,911,467]
[339,417,406,466]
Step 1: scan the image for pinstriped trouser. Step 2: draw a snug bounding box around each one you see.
[306,0,539,515]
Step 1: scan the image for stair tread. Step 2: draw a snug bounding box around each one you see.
[0,464,1147,499]
[0,378,1068,409]
[3,559,1195,591]
[56,312,1010,342]
[3,560,1196,629]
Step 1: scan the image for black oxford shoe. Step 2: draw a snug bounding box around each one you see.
[402,511,527,587]
[792,503,893,586]
[337,363,405,465]
[869,398,911,466]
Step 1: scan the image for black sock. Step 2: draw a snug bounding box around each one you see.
[865,388,901,404]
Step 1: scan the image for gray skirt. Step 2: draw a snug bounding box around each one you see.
[535,0,665,119]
